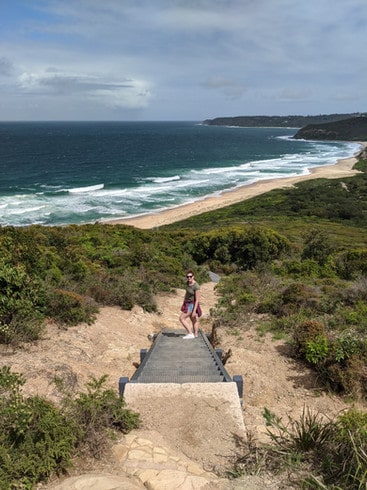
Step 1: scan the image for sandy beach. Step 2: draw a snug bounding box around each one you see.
[108,143,366,229]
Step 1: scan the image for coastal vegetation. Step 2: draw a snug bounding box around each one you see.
[203,112,367,128]
[232,406,367,489]
[293,115,367,141]
[0,367,139,489]
[204,112,367,141]
[1,157,367,487]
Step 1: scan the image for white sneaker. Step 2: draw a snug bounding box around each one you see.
[182,333,195,339]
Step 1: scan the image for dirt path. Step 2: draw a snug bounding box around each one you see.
[0,281,357,486]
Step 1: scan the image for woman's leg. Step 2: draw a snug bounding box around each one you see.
[179,312,193,333]
[191,314,199,337]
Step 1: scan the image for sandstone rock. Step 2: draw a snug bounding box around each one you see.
[46,474,145,489]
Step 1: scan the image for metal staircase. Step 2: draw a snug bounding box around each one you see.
[119,329,243,399]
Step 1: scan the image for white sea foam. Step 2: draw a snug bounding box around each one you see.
[0,127,361,227]
[11,205,46,215]
[94,188,129,197]
[149,175,181,183]
[68,183,104,193]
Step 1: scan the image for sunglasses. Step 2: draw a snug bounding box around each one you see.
[186,275,193,278]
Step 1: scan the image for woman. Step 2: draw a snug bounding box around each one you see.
[180,270,202,339]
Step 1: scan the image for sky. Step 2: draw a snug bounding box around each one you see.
[0,0,366,121]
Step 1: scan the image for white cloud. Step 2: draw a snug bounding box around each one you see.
[16,69,151,109]
[0,0,366,119]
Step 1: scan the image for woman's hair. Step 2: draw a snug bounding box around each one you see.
[186,269,194,275]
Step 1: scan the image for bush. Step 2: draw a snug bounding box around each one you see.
[280,283,320,316]
[86,271,134,309]
[0,366,77,488]
[263,406,332,453]
[293,320,326,356]
[47,289,99,326]
[335,248,367,279]
[333,301,367,332]
[0,224,188,344]
[60,375,140,458]
[320,409,367,489]
[0,316,45,346]
[258,407,367,489]
[186,225,290,269]
[333,334,365,362]
[0,396,78,488]
[302,228,334,266]
[267,312,310,336]
[304,335,330,365]
[325,354,367,398]
[292,321,367,397]
[272,258,325,279]
[0,262,46,344]
[0,368,140,487]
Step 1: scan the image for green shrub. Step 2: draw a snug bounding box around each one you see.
[256,290,283,315]
[335,248,367,279]
[282,283,319,311]
[260,407,367,489]
[0,262,46,344]
[0,368,140,487]
[47,289,99,326]
[302,228,335,266]
[87,269,158,312]
[0,315,45,346]
[0,224,188,343]
[335,302,367,331]
[86,271,135,309]
[263,406,332,452]
[272,258,324,279]
[293,320,326,356]
[325,354,367,398]
[61,375,140,457]
[267,312,310,336]
[0,397,78,488]
[292,327,367,398]
[304,335,330,365]
[187,225,290,269]
[0,367,77,488]
[320,409,367,489]
[333,334,365,362]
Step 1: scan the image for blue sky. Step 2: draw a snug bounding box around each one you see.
[0,0,366,121]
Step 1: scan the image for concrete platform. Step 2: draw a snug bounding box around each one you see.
[123,381,247,474]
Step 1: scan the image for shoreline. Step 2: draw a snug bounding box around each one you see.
[107,143,366,229]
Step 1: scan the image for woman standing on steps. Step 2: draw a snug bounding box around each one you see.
[180,270,202,339]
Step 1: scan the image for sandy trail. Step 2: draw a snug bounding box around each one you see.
[0,282,354,479]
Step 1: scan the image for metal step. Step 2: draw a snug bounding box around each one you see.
[137,375,225,383]
[130,329,232,384]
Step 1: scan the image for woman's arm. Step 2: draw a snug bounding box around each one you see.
[193,288,200,315]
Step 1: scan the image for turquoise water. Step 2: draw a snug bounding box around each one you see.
[0,121,360,226]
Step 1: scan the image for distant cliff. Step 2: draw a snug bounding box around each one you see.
[293,116,367,141]
[202,113,365,128]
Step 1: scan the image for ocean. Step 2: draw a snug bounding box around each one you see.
[0,121,361,227]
